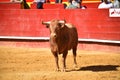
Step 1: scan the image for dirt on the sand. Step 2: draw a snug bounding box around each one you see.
[0,47,120,80]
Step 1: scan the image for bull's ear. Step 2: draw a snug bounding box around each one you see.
[42,21,51,28]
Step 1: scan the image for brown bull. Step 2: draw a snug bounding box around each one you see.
[42,19,78,71]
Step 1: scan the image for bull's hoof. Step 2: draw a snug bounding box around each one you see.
[72,64,79,71]
[73,64,78,69]
[55,69,61,72]
[61,69,67,72]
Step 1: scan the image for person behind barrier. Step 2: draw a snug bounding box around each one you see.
[98,0,113,9]
[33,0,45,9]
[66,0,79,9]
[21,0,30,9]
[113,0,120,8]
[10,0,30,9]
[55,0,62,3]
[79,0,87,9]
[66,0,86,9]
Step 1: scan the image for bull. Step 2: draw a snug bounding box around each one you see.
[42,19,78,72]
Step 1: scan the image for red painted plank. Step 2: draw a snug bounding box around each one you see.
[31,3,64,9]
[0,0,9,2]
[0,9,120,41]
[0,2,21,9]
[82,3,100,8]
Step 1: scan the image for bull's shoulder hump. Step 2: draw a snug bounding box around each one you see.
[65,23,75,28]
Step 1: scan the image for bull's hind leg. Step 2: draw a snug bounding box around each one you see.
[72,47,77,68]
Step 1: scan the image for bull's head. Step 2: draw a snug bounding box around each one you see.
[42,19,66,52]
[42,19,66,28]
[42,19,66,38]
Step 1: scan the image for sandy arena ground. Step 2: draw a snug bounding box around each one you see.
[0,46,120,80]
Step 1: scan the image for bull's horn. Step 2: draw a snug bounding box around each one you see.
[42,21,51,25]
[59,20,66,24]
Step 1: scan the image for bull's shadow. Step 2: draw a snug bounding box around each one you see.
[68,65,119,72]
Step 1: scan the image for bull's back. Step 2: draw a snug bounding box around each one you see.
[65,23,78,50]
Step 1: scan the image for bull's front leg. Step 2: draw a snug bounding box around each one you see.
[52,52,60,71]
[62,51,68,72]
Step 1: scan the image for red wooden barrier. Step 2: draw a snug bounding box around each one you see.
[30,3,100,9]
[0,9,120,41]
[0,0,9,2]
[31,3,64,9]
[83,2,100,8]
[0,2,21,9]
[26,0,101,3]
[0,9,120,51]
